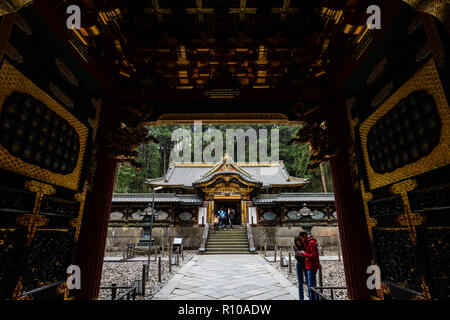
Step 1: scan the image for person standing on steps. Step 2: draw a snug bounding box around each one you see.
[227,207,235,229]
[213,214,220,233]
[220,208,227,230]
[218,207,226,230]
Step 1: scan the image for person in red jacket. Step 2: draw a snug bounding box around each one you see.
[299,231,321,300]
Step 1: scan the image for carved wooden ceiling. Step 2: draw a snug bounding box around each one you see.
[55,0,374,122]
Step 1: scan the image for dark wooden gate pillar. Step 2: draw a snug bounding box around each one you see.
[330,151,372,300]
[75,151,117,300]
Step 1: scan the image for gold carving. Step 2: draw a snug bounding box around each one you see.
[17,181,55,246]
[420,276,432,300]
[390,179,419,194]
[402,0,450,33]
[56,282,70,300]
[0,1,33,17]
[0,61,89,190]
[359,59,450,190]
[11,276,33,300]
[391,179,425,245]
[69,184,88,242]
[361,183,377,242]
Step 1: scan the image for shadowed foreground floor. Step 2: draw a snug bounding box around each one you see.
[152,254,300,300]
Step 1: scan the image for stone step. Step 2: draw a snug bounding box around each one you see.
[206,248,249,252]
[206,245,249,249]
[206,240,248,244]
[208,237,248,242]
[203,252,251,255]
[208,232,247,235]
[208,233,247,236]
[207,235,247,238]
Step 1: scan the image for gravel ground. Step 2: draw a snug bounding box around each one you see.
[99,250,196,300]
[265,251,348,300]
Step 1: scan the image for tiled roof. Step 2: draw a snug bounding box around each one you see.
[252,193,335,205]
[147,160,308,188]
[111,193,203,205]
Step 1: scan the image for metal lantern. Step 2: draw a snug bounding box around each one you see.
[299,203,314,233]
[137,208,156,247]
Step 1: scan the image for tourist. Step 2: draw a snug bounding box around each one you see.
[220,208,227,230]
[218,207,225,229]
[299,231,321,300]
[213,214,220,232]
[294,235,307,300]
[227,207,235,229]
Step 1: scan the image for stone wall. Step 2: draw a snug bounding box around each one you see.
[105,226,204,252]
[105,225,341,255]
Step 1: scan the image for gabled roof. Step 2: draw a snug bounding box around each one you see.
[147,155,308,188]
[252,193,335,205]
[112,193,203,205]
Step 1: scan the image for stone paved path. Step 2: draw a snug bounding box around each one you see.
[152,254,300,300]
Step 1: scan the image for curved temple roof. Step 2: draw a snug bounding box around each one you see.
[147,155,308,188]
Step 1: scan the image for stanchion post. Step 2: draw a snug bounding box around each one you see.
[141,265,146,297]
[288,251,292,274]
[111,283,117,300]
[158,256,162,282]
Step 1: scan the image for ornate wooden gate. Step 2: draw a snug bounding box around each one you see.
[347,10,450,299]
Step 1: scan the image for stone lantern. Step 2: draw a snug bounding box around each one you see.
[137,207,156,247]
[299,203,314,233]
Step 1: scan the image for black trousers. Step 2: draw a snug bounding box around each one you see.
[214,223,218,231]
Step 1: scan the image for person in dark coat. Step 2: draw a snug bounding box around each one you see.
[227,208,235,229]
[294,234,307,300]
[299,231,321,300]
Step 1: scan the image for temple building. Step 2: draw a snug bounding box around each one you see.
[111,155,336,228]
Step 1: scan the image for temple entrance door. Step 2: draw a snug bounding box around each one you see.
[214,199,241,226]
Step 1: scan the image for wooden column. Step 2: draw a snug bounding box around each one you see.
[74,151,117,300]
[330,150,372,300]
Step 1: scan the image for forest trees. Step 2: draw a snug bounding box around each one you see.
[113,124,333,193]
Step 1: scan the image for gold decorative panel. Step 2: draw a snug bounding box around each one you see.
[0,61,89,190]
[359,58,450,190]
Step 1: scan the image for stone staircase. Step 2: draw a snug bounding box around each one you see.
[204,227,250,254]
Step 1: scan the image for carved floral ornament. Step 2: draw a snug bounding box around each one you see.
[106,123,158,169]
[289,102,339,169]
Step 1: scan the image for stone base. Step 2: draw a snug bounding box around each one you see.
[105,225,340,255]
